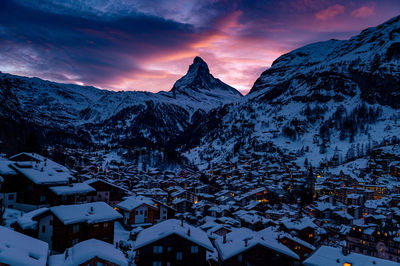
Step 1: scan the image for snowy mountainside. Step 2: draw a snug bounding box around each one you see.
[183,15,400,169]
[0,57,242,149]
[250,15,400,107]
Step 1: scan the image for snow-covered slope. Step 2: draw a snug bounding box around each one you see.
[250,15,400,107]
[0,57,241,148]
[183,15,400,169]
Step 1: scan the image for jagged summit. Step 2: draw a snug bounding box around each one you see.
[188,56,210,74]
[170,56,242,100]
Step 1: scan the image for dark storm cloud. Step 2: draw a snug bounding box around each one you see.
[1,0,400,92]
[0,0,203,86]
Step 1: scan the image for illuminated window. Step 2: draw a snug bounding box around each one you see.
[343,263,352,266]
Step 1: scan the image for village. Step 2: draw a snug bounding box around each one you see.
[1,146,400,266]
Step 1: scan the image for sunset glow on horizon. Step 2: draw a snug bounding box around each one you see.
[1,0,400,94]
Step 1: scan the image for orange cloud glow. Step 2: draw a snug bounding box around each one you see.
[315,4,345,21]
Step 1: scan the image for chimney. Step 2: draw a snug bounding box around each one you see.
[187,228,191,236]
[181,217,184,227]
[223,235,226,244]
[244,239,248,247]
[65,249,69,259]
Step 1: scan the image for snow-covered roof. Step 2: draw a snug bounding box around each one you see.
[49,183,95,195]
[0,159,17,176]
[0,226,49,266]
[281,216,318,230]
[17,207,50,230]
[85,178,132,194]
[51,202,122,225]
[303,245,399,266]
[214,227,299,261]
[48,239,127,266]
[116,195,156,211]
[10,156,73,185]
[134,219,213,251]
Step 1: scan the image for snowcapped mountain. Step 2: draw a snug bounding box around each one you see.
[183,15,400,169]
[0,57,241,149]
[163,56,242,109]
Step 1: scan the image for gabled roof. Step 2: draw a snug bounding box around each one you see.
[303,245,399,266]
[214,227,299,261]
[51,202,122,225]
[17,207,50,230]
[49,239,127,266]
[116,196,157,211]
[49,183,95,195]
[134,219,213,251]
[10,154,73,185]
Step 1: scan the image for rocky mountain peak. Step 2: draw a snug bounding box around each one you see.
[188,56,210,74]
[170,57,242,99]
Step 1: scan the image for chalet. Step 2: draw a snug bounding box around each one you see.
[261,227,316,261]
[48,239,128,266]
[13,207,53,247]
[134,219,214,266]
[332,211,354,225]
[235,187,268,206]
[85,178,131,207]
[172,198,192,213]
[0,225,49,266]
[0,158,18,209]
[116,196,158,227]
[8,153,74,211]
[347,226,400,262]
[304,245,400,266]
[51,202,122,252]
[280,217,318,244]
[214,227,300,266]
[49,182,96,205]
[137,188,168,202]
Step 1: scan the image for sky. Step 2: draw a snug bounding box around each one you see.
[0,1,400,94]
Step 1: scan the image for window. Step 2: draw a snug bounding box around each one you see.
[72,238,79,246]
[153,262,162,266]
[238,254,242,262]
[96,262,104,266]
[8,194,14,200]
[140,210,143,215]
[191,246,198,254]
[153,246,163,254]
[136,210,139,215]
[176,252,183,260]
[167,247,172,252]
[40,195,46,202]
[103,223,108,228]
[72,224,79,233]
[41,225,46,233]
[50,219,53,226]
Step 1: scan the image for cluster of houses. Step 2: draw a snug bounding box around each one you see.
[1,148,400,265]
